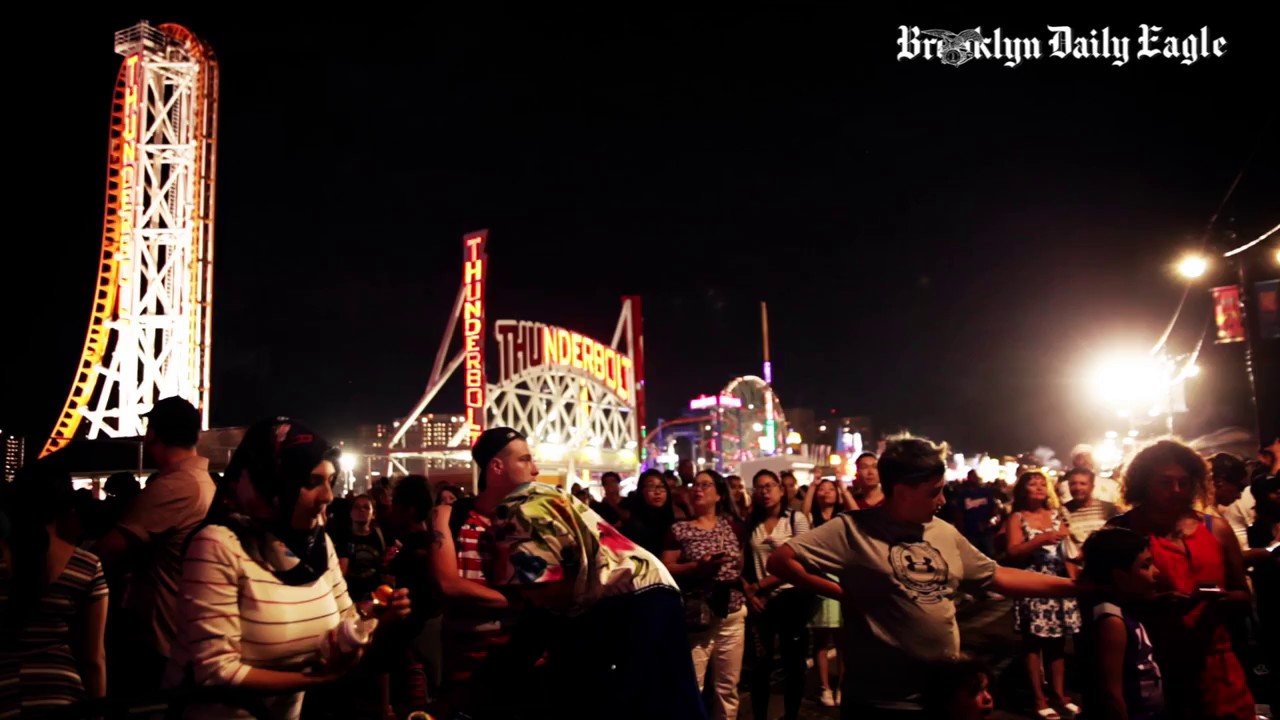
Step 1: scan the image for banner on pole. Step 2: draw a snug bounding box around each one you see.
[1212,285,1246,344]
[1256,279,1279,340]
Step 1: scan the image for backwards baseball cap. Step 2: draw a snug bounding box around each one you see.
[471,427,524,489]
[143,396,201,446]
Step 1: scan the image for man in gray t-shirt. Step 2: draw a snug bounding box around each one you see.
[769,436,1079,717]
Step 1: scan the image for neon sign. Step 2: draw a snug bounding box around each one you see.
[462,231,488,445]
[494,320,635,406]
[120,54,140,249]
[689,394,743,410]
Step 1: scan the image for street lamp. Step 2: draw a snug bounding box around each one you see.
[1088,352,1166,415]
[1177,254,1208,279]
[1174,239,1274,443]
[1088,351,1187,435]
[338,453,357,495]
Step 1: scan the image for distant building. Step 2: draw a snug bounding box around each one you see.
[832,416,874,454]
[2,432,24,482]
[357,414,471,473]
[790,410,874,452]
[786,408,819,446]
[359,413,466,451]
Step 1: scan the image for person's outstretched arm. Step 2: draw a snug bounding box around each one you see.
[766,544,842,600]
[990,566,1078,598]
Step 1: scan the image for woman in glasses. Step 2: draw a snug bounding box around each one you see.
[661,470,746,719]
[743,469,814,720]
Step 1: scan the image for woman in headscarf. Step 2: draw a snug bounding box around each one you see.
[165,417,410,720]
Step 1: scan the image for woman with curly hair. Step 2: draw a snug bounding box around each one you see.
[1108,439,1254,720]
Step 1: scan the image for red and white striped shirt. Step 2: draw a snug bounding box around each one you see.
[442,510,511,684]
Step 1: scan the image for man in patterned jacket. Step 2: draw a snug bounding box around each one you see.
[466,427,705,720]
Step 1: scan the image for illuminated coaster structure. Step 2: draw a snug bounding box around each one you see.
[648,375,787,475]
[387,231,646,482]
[714,375,787,469]
[645,303,785,474]
[687,393,742,473]
[43,21,218,457]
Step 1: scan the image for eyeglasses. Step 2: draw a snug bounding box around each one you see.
[691,482,716,490]
[756,482,780,491]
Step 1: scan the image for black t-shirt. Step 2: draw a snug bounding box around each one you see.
[340,528,386,601]
[590,499,622,526]
[387,530,442,625]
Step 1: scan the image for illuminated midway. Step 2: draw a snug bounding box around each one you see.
[43,22,218,456]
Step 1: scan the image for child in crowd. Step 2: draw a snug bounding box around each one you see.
[1079,527,1165,720]
[922,655,995,720]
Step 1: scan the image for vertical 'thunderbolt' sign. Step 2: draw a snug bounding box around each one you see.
[462,230,488,445]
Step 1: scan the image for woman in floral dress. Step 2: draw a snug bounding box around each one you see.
[662,470,746,719]
[1004,470,1081,719]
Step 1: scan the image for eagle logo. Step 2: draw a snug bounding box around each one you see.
[921,28,984,67]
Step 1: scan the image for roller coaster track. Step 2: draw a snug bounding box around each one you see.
[41,23,218,457]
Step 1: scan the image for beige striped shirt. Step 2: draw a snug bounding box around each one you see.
[166,524,353,720]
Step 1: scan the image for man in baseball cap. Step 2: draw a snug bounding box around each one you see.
[141,396,202,449]
[470,427,535,494]
[425,427,537,718]
[450,426,703,719]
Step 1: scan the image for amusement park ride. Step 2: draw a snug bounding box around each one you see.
[43,21,797,483]
[383,231,648,483]
[43,21,218,458]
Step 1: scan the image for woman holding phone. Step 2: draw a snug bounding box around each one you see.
[1108,440,1254,720]
[661,470,746,719]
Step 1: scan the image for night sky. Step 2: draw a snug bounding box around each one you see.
[5,9,1277,459]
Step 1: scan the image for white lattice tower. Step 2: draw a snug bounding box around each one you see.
[42,21,217,456]
[487,366,637,455]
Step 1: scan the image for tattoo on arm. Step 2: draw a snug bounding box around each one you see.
[430,530,445,548]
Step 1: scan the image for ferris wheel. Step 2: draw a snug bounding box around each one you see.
[716,375,786,470]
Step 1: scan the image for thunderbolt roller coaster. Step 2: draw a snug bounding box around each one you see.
[43,21,218,457]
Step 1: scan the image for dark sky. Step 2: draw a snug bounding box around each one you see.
[5,9,1278,458]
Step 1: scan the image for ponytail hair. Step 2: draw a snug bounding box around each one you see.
[1,460,76,640]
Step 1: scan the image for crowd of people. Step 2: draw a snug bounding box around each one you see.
[0,395,1277,720]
